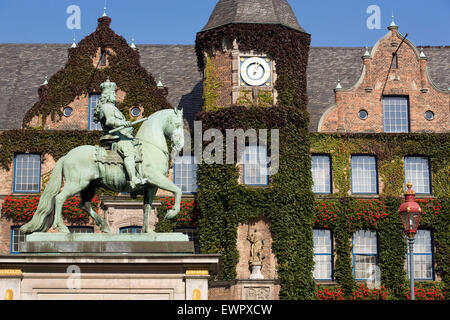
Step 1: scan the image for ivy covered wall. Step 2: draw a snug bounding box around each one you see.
[23,16,171,128]
[194,105,316,300]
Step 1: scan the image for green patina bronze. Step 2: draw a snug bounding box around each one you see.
[21,79,185,234]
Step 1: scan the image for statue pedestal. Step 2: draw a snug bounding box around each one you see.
[0,232,220,300]
[22,232,194,254]
[249,264,264,280]
[0,253,220,300]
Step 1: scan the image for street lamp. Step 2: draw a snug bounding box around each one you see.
[398,181,422,300]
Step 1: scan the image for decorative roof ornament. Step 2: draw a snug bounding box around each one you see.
[71,34,77,48]
[41,76,48,86]
[390,11,397,27]
[102,0,107,17]
[130,36,137,49]
[335,75,342,89]
[156,74,165,88]
[363,46,371,58]
[419,48,426,58]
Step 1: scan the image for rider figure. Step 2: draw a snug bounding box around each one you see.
[94,78,146,189]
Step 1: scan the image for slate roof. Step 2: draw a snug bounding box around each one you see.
[0,44,448,132]
[201,0,306,33]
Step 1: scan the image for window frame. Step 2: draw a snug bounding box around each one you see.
[119,226,142,233]
[173,226,200,254]
[243,145,269,186]
[352,230,379,281]
[68,226,95,233]
[313,228,334,281]
[382,95,410,133]
[88,93,102,131]
[10,226,25,254]
[173,155,198,194]
[13,153,41,194]
[350,155,379,195]
[311,154,333,194]
[407,229,434,281]
[404,156,432,195]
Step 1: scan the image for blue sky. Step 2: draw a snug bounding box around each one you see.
[0,0,448,47]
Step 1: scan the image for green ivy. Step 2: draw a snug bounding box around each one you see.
[202,55,223,111]
[23,16,171,128]
[193,105,316,300]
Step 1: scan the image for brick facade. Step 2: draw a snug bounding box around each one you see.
[319,25,449,133]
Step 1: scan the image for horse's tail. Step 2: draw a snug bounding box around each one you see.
[20,156,66,234]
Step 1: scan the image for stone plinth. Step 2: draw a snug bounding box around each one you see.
[209,279,280,300]
[0,254,220,300]
[22,232,193,254]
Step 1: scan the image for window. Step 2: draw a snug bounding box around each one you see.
[311,155,332,194]
[392,53,398,69]
[130,107,141,117]
[119,226,142,233]
[351,155,378,194]
[174,156,198,193]
[352,230,378,280]
[88,93,102,131]
[313,229,333,280]
[13,153,41,193]
[407,229,434,280]
[174,227,200,254]
[382,96,409,133]
[404,156,431,194]
[243,145,268,186]
[100,49,107,66]
[10,226,25,254]
[69,226,94,233]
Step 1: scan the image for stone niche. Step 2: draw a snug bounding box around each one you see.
[217,215,280,300]
[236,215,278,280]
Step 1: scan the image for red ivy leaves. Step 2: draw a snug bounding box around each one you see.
[1,194,100,221]
[313,199,388,228]
[316,284,389,300]
[160,197,198,227]
[416,198,442,216]
[349,283,389,300]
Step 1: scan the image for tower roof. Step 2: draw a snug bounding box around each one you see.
[201,0,306,33]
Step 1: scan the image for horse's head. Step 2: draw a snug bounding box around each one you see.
[164,107,184,158]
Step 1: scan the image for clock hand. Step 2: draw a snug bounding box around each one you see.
[253,62,260,75]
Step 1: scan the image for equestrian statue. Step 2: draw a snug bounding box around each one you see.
[20,79,185,234]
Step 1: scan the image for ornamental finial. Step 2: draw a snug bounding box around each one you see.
[102,0,107,17]
[390,10,397,27]
[130,36,136,49]
[71,34,77,48]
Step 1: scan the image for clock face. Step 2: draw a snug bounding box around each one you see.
[240,57,271,87]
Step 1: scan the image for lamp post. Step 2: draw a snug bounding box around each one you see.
[398,182,422,300]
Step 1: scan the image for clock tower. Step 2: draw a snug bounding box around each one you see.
[196,0,310,110]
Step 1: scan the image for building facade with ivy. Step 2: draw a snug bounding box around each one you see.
[0,0,448,300]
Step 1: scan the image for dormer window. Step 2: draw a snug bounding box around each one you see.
[100,49,107,66]
[392,53,398,69]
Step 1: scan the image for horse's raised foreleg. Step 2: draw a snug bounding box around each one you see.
[142,186,158,233]
[145,171,181,219]
[80,185,110,233]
